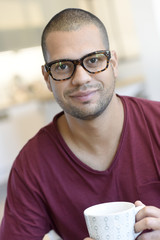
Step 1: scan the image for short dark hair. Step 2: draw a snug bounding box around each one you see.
[41,8,109,62]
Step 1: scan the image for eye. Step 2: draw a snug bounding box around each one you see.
[51,61,74,75]
[85,54,103,67]
[88,57,98,64]
[56,62,68,71]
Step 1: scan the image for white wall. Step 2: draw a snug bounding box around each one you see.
[130,0,160,100]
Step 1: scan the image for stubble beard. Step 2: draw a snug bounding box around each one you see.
[53,80,116,121]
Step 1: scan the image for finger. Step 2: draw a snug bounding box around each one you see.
[137,230,160,240]
[135,200,145,207]
[136,206,160,221]
[135,217,160,232]
[83,238,93,240]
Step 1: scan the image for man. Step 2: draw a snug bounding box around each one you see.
[0,8,160,240]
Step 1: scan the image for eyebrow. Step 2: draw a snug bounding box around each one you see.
[46,50,108,65]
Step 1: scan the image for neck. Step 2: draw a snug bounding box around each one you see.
[60,95,123,141]
[57,94,124,170]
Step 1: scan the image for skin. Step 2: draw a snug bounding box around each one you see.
[134,201,160,240]
[42,24,160,239]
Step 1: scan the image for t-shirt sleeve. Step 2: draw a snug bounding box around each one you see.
[0,159,52,240]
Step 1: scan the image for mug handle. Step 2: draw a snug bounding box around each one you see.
[134,205,145,238]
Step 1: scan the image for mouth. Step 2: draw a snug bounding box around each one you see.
[69,90,98,102]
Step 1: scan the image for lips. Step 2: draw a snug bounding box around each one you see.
[69,90,97,102]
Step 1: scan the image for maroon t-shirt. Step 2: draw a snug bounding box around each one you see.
[0,95,160,240]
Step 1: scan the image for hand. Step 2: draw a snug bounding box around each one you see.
[135,200,160,239]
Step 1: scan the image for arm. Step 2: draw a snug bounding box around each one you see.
[135,201,160,240]
[0,165,51,240]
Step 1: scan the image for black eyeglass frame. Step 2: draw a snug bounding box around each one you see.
[45,50,111,81]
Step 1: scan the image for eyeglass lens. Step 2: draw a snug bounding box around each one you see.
[50,61,74,80]
[49,52,109,81]
[83,53,107,72]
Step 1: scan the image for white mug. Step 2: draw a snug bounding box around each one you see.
[84,201,144,240]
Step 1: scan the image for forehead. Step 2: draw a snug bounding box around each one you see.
[45,24,106,61]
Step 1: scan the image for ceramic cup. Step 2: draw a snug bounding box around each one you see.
[84,201,144,240]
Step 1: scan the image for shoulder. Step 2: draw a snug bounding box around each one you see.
[13,111,64,172]
[24,111,63,150]
[119,95,160,116]
[6,112,65,203]
[119,95,160,141]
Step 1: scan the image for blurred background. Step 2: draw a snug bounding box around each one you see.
[0,0,160,238]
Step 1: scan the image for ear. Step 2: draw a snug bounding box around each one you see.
[41,65,52,91]
[110,50,118,78]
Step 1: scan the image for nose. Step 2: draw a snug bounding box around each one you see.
[71,65,92,86]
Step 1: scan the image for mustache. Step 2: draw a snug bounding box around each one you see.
[65,83,103,95]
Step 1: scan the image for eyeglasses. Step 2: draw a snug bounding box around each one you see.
[45,50,111,81]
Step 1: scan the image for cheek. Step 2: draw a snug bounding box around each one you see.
[95,69,114,85]
[50,81,66,100]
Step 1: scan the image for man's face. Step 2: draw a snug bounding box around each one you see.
[43,24,118,120]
